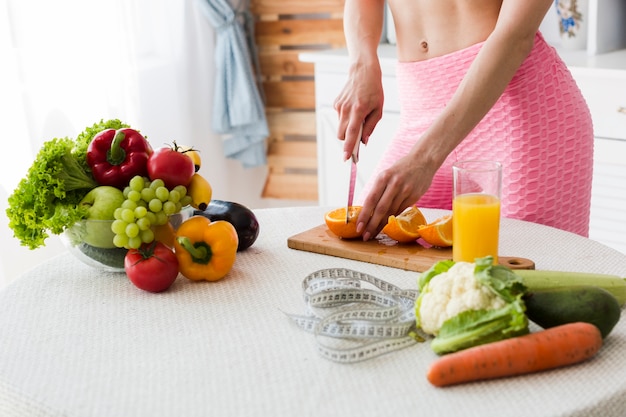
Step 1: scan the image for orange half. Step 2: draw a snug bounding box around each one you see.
[324,206,363,239]
[418,214,453,247]
[381,206,427,243]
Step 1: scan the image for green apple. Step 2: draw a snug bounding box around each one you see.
[78,186,125,248]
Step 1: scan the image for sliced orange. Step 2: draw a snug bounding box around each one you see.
[381,206,427,243]
[418,214,453,247]
[324,206,363,239]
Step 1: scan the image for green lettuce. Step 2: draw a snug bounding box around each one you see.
[6,119,130,249]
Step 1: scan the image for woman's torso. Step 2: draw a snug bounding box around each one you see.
[388,0,503,62]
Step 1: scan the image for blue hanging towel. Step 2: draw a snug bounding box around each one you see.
[197,0,269,168]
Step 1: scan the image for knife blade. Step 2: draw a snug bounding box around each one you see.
[346,126,362,223]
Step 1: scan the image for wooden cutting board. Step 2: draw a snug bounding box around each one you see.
[287,224,535,272]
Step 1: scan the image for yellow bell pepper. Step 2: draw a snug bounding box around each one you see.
[174,215,238,281]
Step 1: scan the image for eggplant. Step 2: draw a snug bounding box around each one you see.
[193,200,260,251]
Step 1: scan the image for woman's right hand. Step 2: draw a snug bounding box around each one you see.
[334,0,386,160]
[333,62,384,160]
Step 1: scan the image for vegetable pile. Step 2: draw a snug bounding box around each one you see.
[417,256,624,386]
[7,119,124,249]
[6,119,260,292]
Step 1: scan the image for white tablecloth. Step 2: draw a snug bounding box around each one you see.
[0,207,625,417]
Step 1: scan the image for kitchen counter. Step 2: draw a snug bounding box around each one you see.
[0,206,625,417]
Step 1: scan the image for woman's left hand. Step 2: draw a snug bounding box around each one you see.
[356,153,437,241]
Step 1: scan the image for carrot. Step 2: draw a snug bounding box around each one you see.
[427,322,603,387]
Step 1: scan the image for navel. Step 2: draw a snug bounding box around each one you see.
[420,40,429,52]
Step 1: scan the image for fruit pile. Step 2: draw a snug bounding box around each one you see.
[6,119,259,293]
[324,205,452,247]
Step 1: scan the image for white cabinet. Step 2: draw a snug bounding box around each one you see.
[569,64,626,140]
[588,138,626,254]
[570,62,626,254]
[302,44,626,254]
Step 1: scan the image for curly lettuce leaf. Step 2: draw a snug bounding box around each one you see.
[6,137,95,249]
[6,119,131,250]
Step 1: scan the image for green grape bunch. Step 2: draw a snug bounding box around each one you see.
[112,175,192,249]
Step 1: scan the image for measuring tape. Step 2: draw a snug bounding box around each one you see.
[286,268,427,363]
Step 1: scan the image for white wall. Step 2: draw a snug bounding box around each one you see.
[0,0,315,288]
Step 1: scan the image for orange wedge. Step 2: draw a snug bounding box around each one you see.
[418,214,453,247]
[381,206,427,243]
[324,206,363,239]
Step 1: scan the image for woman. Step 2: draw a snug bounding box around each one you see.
[334,0,593,241]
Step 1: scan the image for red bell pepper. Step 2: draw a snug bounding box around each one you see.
[87,128,153,189]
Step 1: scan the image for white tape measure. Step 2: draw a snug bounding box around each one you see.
[286,268,427,363]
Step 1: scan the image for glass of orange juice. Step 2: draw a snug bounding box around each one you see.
[452,160,502,264]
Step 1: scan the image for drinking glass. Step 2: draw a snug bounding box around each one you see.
[452,160,502,264]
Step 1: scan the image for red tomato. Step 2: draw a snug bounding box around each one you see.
[124,241,180,292]
[147,145,195,189]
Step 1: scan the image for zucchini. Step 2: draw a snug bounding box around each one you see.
[524,286,621,338]
[516,269,626,306]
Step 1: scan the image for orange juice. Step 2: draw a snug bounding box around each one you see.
[452,193,501,263]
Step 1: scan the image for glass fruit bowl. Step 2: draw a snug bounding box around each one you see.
[62,220,128,272]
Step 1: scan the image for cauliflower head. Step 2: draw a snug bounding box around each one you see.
[416,261,506,335]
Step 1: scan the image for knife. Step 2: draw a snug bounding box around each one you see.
[346,125,362,223]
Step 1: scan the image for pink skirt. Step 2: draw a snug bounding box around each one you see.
[358,32,594,236]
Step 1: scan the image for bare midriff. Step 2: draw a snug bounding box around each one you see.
[388,0,502,62]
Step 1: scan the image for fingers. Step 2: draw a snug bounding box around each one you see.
[334,102,360,161]
[357,175,387,240]
[361,105,383,146]
[357,181,402,241]
[339,114,381,161]
[356,168,424,241]
[333,77,384,158]
[344,123,364,161]
[335,98,364,157]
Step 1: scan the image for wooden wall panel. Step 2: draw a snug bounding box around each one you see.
[266,111,316,138]
[258,50,314,79]
[250,0,344,16]
[262,80,316,109]
[255,19,345,48]
[252,0,346,201]
[262,172,319,201]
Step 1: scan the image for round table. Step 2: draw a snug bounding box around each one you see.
[0,206,625,417]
